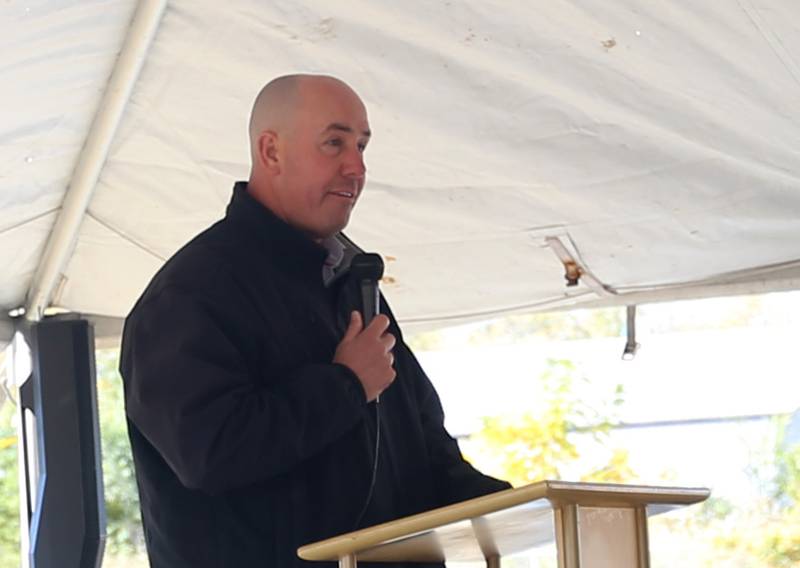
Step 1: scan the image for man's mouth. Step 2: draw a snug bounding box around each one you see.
[330,190,356,199]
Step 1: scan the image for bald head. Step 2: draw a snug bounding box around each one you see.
[248,74,364,169]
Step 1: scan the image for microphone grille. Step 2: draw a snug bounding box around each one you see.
[350,253,384,280]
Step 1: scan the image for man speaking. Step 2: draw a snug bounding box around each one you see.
[120,74,509,567]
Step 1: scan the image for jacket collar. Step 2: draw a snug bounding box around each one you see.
[225,181,329,273]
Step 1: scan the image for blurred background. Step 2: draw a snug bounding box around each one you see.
[2,289,797,568]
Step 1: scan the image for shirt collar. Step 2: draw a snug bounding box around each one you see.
[321,236,345,285]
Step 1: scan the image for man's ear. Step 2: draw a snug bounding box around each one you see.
[257,130,280,173]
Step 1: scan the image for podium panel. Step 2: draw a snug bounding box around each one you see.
[556,505,645,568]
[578,507,639,566]
[298,480,709,568]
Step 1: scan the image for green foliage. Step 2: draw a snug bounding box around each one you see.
[467,308,625,345]
[749,420,800,566]
[773,425,800,506]
[0,399,20,568]
[464,296,769,347]
[94,349,145,556]
[0,348,19,568]
[463,358,631,487]
[697,496,735,524]
[405,329,444,351]
[656,416,800,567]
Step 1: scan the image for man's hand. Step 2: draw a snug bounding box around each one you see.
[334,312,396,402]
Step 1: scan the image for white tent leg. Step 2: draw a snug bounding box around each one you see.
[24,0,168,322]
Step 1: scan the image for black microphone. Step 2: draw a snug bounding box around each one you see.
[349,253,384,325]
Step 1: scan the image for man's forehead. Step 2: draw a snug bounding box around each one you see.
[323,122,371,138]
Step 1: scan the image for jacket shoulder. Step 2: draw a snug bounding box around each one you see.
[132,218,267,311]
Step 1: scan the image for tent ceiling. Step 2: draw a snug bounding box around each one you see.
[3,0,800,341]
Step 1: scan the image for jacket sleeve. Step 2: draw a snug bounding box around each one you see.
[121,284,368,495]
[397,340,512,505]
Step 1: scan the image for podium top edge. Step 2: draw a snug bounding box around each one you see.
[541,479,711,503]
[297,480,710,561]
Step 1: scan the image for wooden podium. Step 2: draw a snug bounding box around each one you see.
[298,480,709,568]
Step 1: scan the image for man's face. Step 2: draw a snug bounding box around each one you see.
[273,81,370,241]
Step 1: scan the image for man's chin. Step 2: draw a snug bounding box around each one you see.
[305,219,349,242]
[328,214,352,235]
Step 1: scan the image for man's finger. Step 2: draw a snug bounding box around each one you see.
[364,314,391,337]
[342,311,362,342]
[383,333,397,352]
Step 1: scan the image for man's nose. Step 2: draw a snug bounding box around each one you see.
[341,148,366,179]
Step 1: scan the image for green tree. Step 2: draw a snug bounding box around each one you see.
[0,348,20,568]
[467,308,625,346]
[648,416,800,567]
[462,358,631,487]
[95,349,146,563]
[0,401,20,568]
[720,417,800,566]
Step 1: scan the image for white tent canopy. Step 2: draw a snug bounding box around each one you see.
[3,0,800,351]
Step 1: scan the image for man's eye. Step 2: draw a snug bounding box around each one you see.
[326,138,342,147]
[357,142,368,152]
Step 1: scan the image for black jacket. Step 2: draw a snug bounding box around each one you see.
[120,182,509,567]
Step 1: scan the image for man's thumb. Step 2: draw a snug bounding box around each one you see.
[342,311,362,341]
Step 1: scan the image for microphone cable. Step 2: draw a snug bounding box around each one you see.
[352,399,380,531]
